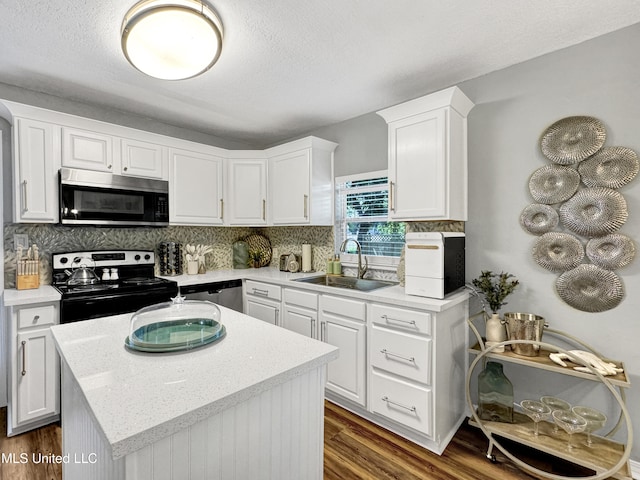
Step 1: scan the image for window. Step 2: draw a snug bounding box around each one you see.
[335,170,405,269]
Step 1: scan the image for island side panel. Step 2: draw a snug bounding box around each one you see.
[61,359,126,480]
[62,362,327,480]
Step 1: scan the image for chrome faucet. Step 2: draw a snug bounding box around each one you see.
[340,239,368,279]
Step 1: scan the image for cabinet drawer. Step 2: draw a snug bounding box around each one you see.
[284,288,317,310]
[370,371,433,437]
[244,280,281,301]
[370,303,431,335]
[321,295,366,321]
[17,304,57,329]
[371,325,431,385]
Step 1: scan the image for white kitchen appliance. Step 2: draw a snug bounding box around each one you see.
[404,232,465,299]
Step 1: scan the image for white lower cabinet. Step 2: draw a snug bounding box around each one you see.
[320,295,367,407]
[238,278,467,455]
[365,300,467,454]
[243,280,282,325]
[7,302,60,436]
[282,288,318,338]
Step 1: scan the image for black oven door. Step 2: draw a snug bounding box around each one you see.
[59,168,169,226]
[60,285,179,323]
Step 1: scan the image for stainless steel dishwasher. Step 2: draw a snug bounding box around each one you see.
[179,279,243,312]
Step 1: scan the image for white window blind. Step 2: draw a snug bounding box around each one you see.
[335,171,405,263]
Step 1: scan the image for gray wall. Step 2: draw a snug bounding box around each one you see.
[306,23,640,462]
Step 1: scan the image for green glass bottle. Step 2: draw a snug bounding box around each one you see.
[478,361,514,423]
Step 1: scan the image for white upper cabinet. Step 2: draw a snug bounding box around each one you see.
[226,156,267,225]
[267,136,337,226]
[377,86,474,221]
[169,147,225,225]
[13,118,60,223]
[62,126,114,172]
[120,137,166,179]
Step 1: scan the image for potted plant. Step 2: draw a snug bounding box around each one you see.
[471,271,520,351]
[185,244,213,274]
[248,249,264,268]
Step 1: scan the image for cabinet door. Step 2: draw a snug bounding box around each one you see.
[269,149,310,224]
[15,328,59,425]
[282,305,317,339]
[121,138,166,179]
[388,109,447,220]
[321,312,366,406]
[245,298,280,325]
[14,118,60,223]
[227,158,267,225]
[62,126,115,172]
[169,148,224,225]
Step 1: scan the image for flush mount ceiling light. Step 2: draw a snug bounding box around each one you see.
[121,0,223,80]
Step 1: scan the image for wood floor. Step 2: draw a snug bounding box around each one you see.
[0,402,602,480]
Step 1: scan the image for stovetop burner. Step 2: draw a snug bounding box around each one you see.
[52,249,179,323]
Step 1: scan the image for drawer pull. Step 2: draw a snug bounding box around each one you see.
[381,314,416,326]
[407,244,439,250]
[21,340,27,376]
[380,349,415,363]
[382,396,416,413]
[252,288,269,297]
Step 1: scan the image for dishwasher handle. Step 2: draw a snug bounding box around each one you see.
[179,279,243,296]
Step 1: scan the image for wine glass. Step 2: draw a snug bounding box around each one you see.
[572,406,606,447]
[520,400,552,436]
[540,396,572,434]
[552,410,587,451]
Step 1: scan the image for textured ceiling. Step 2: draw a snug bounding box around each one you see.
[1,1,639,147]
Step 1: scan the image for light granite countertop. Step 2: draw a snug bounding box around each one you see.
[166,268,469,313]
[3,267,469,312]
[50,308,338,459]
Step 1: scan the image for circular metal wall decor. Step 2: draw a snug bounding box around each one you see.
[528,165,581,204]
[586,234,636,270]
[520,204,559,235]
[555,264,624,313]
[558,187,628,237]
[540,116,606,164]
[532,232,584,272]
[577,146,639,189]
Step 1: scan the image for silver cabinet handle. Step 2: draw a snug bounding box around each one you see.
[320,321,326,342]
[303,194,308,218]
[21,340,27,376]
[380,349,415,363]
[382,396,416,413]
[275,308,279,326]
[311,318,316,339]
[381,314,416,326]
[262,199,266,220]
[252,288,269,297]
[389,181,395,212]
[22,180,28,212]
[220,199,224,219]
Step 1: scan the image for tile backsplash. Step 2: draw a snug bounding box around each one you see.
[3,223,334,287]
[3,220,463,288]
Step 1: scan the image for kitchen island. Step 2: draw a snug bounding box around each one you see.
[50,306,338,480]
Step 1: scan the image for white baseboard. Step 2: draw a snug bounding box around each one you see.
[630,459,639,479]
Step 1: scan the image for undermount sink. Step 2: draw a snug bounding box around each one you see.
[293,275,397,292]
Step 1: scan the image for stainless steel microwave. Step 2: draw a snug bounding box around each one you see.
[59,167,169,226]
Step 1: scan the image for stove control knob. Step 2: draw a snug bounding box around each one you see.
[134,254,141,261]
[144,254,151,260]
[60,257,68,264]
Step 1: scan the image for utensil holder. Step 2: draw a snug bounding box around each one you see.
[16,259,40,290]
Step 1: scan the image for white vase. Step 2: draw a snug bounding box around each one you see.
[486,313,506,353]
[187,260,199,275]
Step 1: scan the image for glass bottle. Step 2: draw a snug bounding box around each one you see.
[478,361,514,423]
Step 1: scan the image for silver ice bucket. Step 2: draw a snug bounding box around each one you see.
[503,312,547,357]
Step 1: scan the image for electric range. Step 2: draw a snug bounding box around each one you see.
[52,250,179,323]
